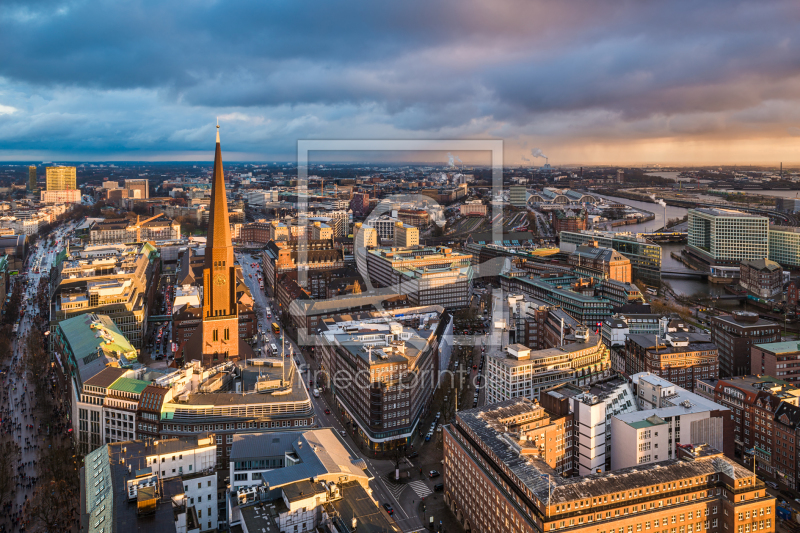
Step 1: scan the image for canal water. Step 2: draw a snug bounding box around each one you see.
[595,194,727,298]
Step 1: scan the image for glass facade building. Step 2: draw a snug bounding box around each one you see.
[687,208,768,264]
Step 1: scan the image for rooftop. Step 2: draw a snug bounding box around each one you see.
[691,207,767,219]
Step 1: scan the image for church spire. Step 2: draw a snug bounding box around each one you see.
[206,123,233,270]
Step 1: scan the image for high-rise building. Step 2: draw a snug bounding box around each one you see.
[509,185,528,207]
[768,225,800,268]
[393,221,419,247]
[45,165,76,190]
[710,311,780,377]
[686,208,769,269]
[28,165,36,191]
[124,178,149,199]
[179,127,252,366]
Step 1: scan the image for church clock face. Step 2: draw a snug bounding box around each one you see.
[214,274,226,286]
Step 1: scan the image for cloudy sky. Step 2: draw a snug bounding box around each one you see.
[1,0,800,165]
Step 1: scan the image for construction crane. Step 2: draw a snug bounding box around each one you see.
[128,214,164,242]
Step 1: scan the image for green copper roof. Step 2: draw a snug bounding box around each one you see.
[58,313,138,362]
[108,377,149,394]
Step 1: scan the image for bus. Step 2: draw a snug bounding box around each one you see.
[270,343,278,356]
[271,322,280,335]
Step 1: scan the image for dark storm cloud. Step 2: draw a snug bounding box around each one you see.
[1,0,800,158]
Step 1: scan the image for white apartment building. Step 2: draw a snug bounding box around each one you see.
[609,372,730,470]
[550,377,637,475]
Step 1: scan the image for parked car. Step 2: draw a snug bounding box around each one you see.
[425,432,432,441]
[429,470,440,478]
[766,482,779,489]
[434,483,444,492]
[382,503,394,516]
[407,451,418,459]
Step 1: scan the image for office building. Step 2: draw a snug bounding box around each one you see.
[485,329,611,404]
[317,306,453,450]
[393,221,419,247]
[548,377,637,474]
[262,239,345,293]
[46,165,76,190]
[500,273,614,324]
[89,215,181,244]
[609,372,732,470]
[444,399,774,533]
[622,332,718,391]
[596,278,644,307]
[686,208,769,268]
[710,312,780,377]
[228,430,393,533]
[551,208,588,233]
[125,178,150,199]
[769,226,800,268]
[352,222,377,248]
[80,436,219,533]
[365,246,474,309]
[460,199,487,216]
[40,188,81,204]
[310,221,333,240]
[176,128,256,367]
[568,241,632,283]
[28,165,36,191]
[561,229,662,285]
[49,243,161,348]
[396,208,430,228]
[751,340,800,381]
[776,197,800,214]
[738,259,783,299]
[509,185,528,207]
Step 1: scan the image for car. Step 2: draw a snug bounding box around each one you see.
[435,412,441,420]
[425,432,432,441]
[780,489,793,498]
[324,409,331,415]
[382,503,394,516]
[407,451,418,459]
[766,482,779,489]
[434,483,444,492]
[340,430,346,437]
[429,470,440,478]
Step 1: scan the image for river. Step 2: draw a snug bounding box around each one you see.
[594,193,727,298]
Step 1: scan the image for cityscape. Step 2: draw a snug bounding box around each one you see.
[3,2,800,533]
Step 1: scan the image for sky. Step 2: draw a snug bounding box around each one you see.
[1,0,800,165]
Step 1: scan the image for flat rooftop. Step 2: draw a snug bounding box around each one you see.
[691,207,766,219]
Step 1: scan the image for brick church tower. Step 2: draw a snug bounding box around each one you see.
[180,125,252,366]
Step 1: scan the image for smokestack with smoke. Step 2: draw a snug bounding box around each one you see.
[521,156,530,162]
[531,148,547,159]
[447,153,455,167]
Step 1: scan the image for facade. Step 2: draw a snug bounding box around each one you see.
[500,273,614,324]
[710,312,781,378]
[125,178,149,199]
[687,208,769,266]
[485,330,611,404]
[768,225,800,268]
[610,373,732,470]
[702,375,800,482]
[751,340,800,381]
[444,399,775,533]
[365,246,473,309]
[310,221,333,240]
[738,259,783,299]
[393,221,419,247]
[46,165,77,190]
[560,229,662,286]
[622,332,719,391]
[28,165,36,191]
[40,188,81,204]
[549,378,637,474]
[352,222,377,248]
[397,208,430,227]
[89,216,181,244]
[551,208,587,233]
[460,199,487,216]
[317,307,452,450]
[509,185,528,207]
[568,242,632,282]
[262,239,345,293]
[81,437,219,533]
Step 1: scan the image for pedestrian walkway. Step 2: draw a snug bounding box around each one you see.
[408,480,432,498]
[381,479,407,499]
